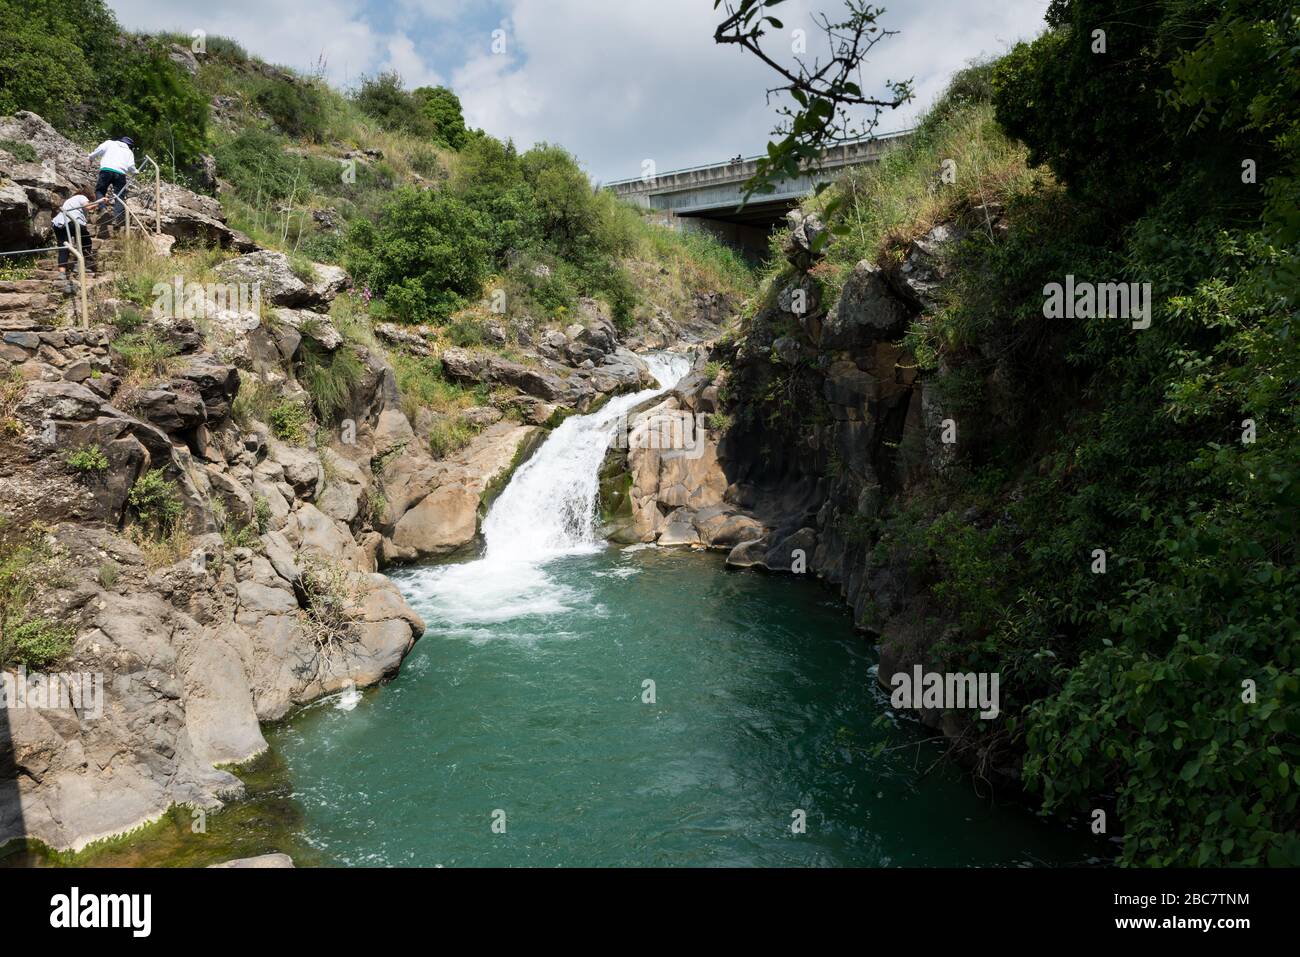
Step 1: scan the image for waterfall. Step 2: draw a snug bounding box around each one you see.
[397,352,691,638]
[482,353,689,561]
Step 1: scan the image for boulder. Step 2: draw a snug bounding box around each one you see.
[822,260,911,349]
[215,251,312,308]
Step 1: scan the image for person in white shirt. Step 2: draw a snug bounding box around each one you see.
[51,189,106,287]
[88,135,136,225]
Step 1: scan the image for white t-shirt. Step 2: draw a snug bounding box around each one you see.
[52,194,90,229]
[89,139,137,174]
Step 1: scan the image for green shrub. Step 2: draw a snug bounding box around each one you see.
[98,39,210,174]
[0,524,74,671]
[253,495,272,534]
[297,336,363,424]
[412,85,468,149]
[428,414,480,459]
[268,399,312,444]
[204,35,249,64]
[112,329,179,379]
[445,317,486,348]
[65,444,109,474]
[346,188,491,324]
[254,76,327,142]
[127,468,183,537]
[0,1,98,127]
[0,138,37,162]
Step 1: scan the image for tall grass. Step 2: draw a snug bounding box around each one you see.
[805,101,1046,298]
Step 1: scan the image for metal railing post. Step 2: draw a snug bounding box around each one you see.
[66,217,88,329]
[150,157,161,234]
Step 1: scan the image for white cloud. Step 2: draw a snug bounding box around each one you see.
[382,34,444,89]
[453,0,1050,181]
[107,0,1049,179]
[109,0,389,87]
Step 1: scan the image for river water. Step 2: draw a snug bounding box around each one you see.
[9,354,1099,867]
[260,355,1097,867]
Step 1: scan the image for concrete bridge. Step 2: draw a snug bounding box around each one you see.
[604,129,913,254]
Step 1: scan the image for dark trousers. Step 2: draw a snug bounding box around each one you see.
[95,169,128,224]
[53,222,93,270]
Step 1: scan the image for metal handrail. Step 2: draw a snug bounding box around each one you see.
[138,155,162,234]
[65,215,89,329]
[0,225,88,329]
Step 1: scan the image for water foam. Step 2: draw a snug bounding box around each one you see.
[400,352,690,640]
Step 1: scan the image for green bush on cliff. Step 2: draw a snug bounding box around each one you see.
[866,0,1300,867]
[734,0,1298,867]
[346,188,492,324]
[127,469,184,538]
[0,524,74,671]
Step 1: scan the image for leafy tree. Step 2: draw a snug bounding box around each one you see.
[521,144,600,255]
[0,0,209,172]
[345,187,491,323]
[0,13,93,125]
[99,40,210,174]
[413,85,468,149]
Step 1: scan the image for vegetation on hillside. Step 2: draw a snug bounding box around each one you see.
[745,0,1298,867]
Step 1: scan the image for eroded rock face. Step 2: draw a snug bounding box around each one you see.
[599,385,766,551]
[0,261,432,853]
[821,260,911,350]
[381,422,542,562]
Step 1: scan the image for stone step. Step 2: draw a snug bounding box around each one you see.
[0,279,58,294]
[0,315,56,332]
[0,293,59,314]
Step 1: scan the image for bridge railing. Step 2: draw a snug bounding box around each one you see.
[603,127,915,190]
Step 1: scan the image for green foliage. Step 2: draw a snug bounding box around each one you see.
[412,85,468,150]
[0,524,74,671]
[0,0,210,171]
[98,39,210,174]
[127,468,183,538]
[253,76,328,142]
[0,0,103,126]
[352,72,411,131]
[65,445,109,474]
[268,400,312,445]
[0,139,38,162]
[253,496,272,535]
[885,0,1300,867]
[427,414,481,460]
[345,187,491,323]
[297,336,363,425]
[353,73,469,149]
[112,329,180,379]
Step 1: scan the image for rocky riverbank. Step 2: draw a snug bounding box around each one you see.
[0,112,732,854]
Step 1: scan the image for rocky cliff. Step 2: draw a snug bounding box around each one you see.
[599,207,1007,769]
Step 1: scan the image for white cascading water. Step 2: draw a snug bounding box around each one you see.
[482,352,690,561]
[398,353,691,640]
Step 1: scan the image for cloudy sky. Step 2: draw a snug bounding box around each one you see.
[108,0,1052,182]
